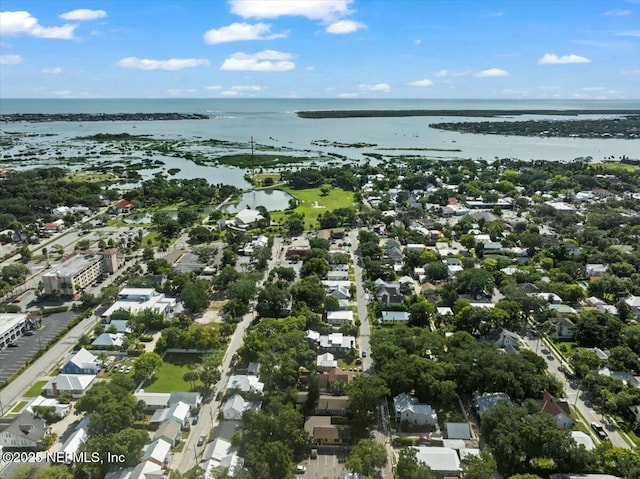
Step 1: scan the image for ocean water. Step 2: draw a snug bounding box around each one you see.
[1,99,639,187]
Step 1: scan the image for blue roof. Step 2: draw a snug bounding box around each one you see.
[382,311,410,322]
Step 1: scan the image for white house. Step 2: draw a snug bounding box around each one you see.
[316,352,338,371]
[414,447,461,478]
[326,311,353,326]
[141,438,171,468]
[222,394,260,421]
[60,416,90,459]
[201,438,242,479]
[393,393,438,427]
[149,401,190,429]
[26,396,70,418]
[227,375,264,394]
[91,333,125,349]
[43,374,96,398]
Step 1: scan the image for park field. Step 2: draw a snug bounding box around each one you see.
[270,185,355,230]
[143,353,203,393]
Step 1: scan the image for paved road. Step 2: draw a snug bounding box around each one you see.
[349,229,372,372]
[175,237,283,473]
[521,335,630,449]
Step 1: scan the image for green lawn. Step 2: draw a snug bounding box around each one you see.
[143,353,203,393]
[24,380,48,398]
[9,400,28,414]
[270,186,355,229]
[589,161,640,173]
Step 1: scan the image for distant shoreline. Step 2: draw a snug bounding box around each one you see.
[295,109,640,119]
[0,113,209,123]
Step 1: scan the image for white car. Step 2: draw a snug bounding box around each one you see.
[295,465,306,474]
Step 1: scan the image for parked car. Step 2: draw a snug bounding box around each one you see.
[192,415,199,426]
[295,465,306,474]
[591,422,608,440]
[197,435,205,446]
[125,366,132,373]
[8,342,18,348]
[361,351,367,358]
[24,330,34,336]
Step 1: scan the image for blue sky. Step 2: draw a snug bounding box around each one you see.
[1,0,639,99]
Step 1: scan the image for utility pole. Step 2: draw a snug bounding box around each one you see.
[249,136,256,177]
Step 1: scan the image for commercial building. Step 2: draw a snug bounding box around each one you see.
[42,250,124,296]
[101,287,176,323]
[0,313,27,349]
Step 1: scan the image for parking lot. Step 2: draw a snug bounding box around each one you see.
[302,453,348,479]
[0,311,77,384]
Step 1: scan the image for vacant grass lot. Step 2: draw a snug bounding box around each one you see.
[24,380,48,397]
[143,353,203,393]
[270,186,355,230]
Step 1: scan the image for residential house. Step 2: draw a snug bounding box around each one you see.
[381,311,410,325]
[315,395,350,416]
[149,401,190,429]
[112,199,135,214]
[552,317,576,340]
[393,393,438,427]
[445,422,472,440]
[539,391,574,429]
[227,375,264,394]
[104,460,165,479]
[586,263,608,278]
[61,348,100,375]
[571,431,595,451]
[0,412,49,450]
[629,405,640,422]
[484,328,520,354]
[201,438,242,479]
[327,270,349,281]
[414,447,461,479]
[374,279,403,305]
[316,352,338,371]
[26,396,70,418]
[168,392,202,412]
[153,420,181,448]
[91,332,125,349]
[306,331,356,355]
[141,438,171,468]
[625,296,640,317]
[317,367,356,392]
[59,416,89,459]
[326,310,353,326]
[304,416,351,445]
[222,394,260,421]
[474,392,512,418]
[43,374,96,399]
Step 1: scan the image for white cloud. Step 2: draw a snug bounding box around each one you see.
[538,53,591,64]
[481,12,504,18]
[51,90,72,97]
[414,39,422,45]
[435,69,449,77]
[229,0,353,22]
[358,83,391,92]
[435,69,473,78]
[338,92,358,98]
[502,88,529,95]
[582,86,606,91]
[617,30,640,37]
[203,22,286,44]
[0,11,76,39]
[59,9,107,21]
[230,85,262,91]
[326,20,366,34]
[220,50,294,71]
[221,84,263,97]
[0,54,22,64]
[205,85,222,90]
[407,78,433,87]
[117,57,210,70]
[476,68,509,77]
[42,67,62,74]
[604,9,631,16]
[621,69,640,75]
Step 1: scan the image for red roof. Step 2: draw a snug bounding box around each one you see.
[539,390,572,418]
[115,199,134,208]
[448,197,458,205]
